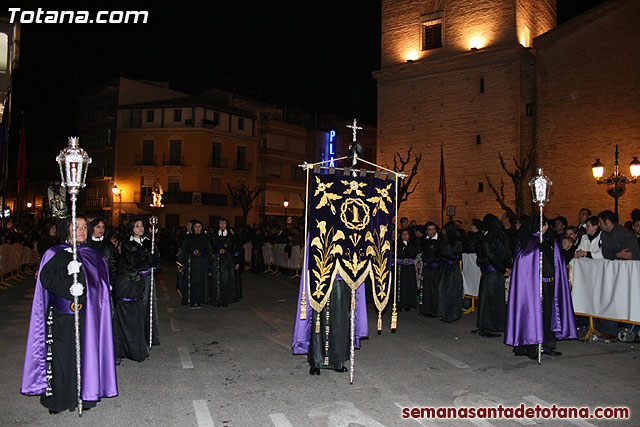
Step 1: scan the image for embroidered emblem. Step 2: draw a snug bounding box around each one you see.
[340,198,370,231]
[193,249,200,255]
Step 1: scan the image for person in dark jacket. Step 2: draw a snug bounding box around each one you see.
[474,214,512,337]
[438,222,463,322]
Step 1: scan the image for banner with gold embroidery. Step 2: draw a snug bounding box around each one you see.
[307,173,395,317]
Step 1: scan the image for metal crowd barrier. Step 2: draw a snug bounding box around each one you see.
[0,243,41,289]
[243,242,303,279]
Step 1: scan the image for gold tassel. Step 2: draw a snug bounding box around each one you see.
[315,314,321,334]
[377,311,382,332]
[391,304,398,330]
[300,294,307,320]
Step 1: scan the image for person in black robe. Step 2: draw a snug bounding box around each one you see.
[37,223,60,258]
[396,229,419,311]
[179,220,212,308]
[86,218,117,291]
[438,222,463,323]
[126,220,160,346]
[210,218,238,306]
[474,214,512,337]
[419,222,441,317]
[113,220,157,363]
[308,277,352,375]
[464,219,483,254]
[250,226,265,273]
[232,237,244,301]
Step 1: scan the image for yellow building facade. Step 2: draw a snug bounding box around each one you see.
[114,96,258,227]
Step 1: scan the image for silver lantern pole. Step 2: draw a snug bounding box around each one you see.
[149,215,158,349]
[56,137,91,417]
[528,168,552,365]
[148,181,163,348]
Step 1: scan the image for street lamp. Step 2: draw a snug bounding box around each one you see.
[591,144,639,216]
[112,184,122,223]
[26,202,32,209]
[283,199,289,227]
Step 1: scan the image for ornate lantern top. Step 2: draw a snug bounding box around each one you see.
[56,137,91,195]
[529,168,552,207]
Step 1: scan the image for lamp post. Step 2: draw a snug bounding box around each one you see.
[283,199,289,227]
[112,184,122,224]
[591,144,640,216]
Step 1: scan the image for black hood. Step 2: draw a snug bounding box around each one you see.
[482,214,503,234]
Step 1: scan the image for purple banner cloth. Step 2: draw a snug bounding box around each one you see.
[505,235,578,346]
[21,244,118,401]
[291,239,368,355]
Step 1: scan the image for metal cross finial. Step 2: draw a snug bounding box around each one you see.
[346,118,363,142]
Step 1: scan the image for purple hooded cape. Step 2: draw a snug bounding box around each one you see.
[505,235,577,346]
[21,244,118,401]
[291,240,368,354]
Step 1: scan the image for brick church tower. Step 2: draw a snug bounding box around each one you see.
[375,0,556,224]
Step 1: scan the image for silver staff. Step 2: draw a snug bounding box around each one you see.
[529,168,552,365]
[56,137,91,417]
[350,290,355,384]
[149,215,158,348]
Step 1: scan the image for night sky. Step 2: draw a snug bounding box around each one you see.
[7,0,605,182]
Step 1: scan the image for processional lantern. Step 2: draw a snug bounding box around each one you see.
[57,137,91,194]
[529,168,551,207]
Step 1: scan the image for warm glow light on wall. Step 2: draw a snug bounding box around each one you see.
[469,36,486,50]
[406,50,419,61]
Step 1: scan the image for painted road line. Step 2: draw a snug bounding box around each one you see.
[523,396,598,427]
[170,318,180,332]
[420,346,470,369]
[193,400,215,427]
[178,346,194,369]
[269,413,294,427]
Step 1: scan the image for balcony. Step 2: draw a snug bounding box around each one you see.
[87,166,114,180]
[163,154,184,166]
[85,197,112,209]
[134,192,153,204]
[235,161,252,172]
[210,158,229,169]
[135,155,156,166]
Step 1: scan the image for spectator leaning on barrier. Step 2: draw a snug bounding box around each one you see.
[597,210,640,260]
[574,216,603,260]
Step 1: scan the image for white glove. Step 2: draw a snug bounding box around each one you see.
[70,283,84,297]
[67,260,82,275]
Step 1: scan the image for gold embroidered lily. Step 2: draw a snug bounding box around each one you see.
[310,220,344,298]
[366,183,393,216]
[314,176,342,214]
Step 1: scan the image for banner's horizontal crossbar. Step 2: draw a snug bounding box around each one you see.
[298,161,407,179]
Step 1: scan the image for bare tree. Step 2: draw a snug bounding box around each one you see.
[388,146,423,210]
[485,149,535,217]
[227,183,263,225]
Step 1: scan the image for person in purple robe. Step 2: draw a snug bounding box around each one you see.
[21,216,118,413]
[505,215,577,360]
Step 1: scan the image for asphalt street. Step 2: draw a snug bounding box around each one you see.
[1,262,638,427]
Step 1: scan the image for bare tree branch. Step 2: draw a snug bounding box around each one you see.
[485,175,515,217]
[227,183,263,225]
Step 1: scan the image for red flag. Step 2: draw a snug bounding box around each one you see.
[438,146,446,209]
[16,118,27,192]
